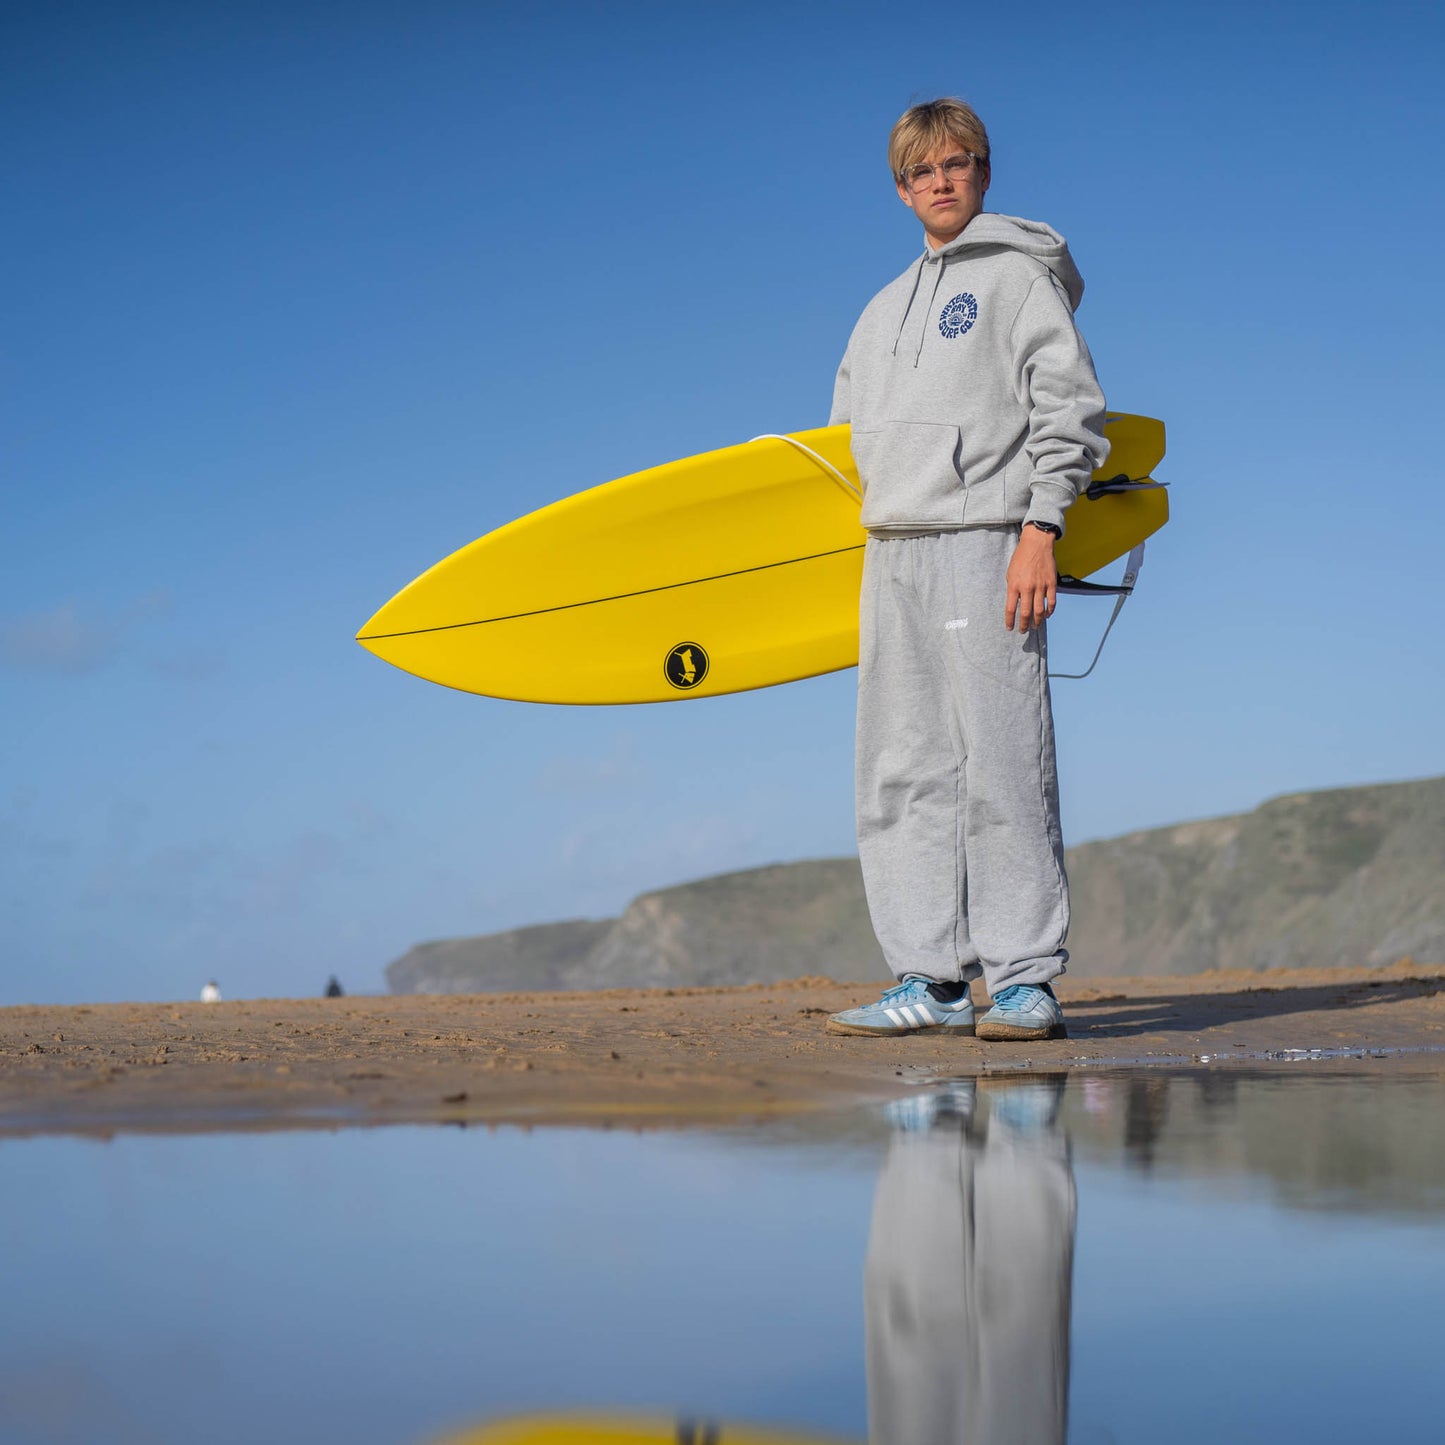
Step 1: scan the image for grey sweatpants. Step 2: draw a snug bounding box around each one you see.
[856,527,1069,995]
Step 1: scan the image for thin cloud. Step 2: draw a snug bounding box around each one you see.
[0,591,171,674]
[533,732,645,793]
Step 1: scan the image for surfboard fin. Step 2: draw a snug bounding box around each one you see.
[1084,474,1169,500]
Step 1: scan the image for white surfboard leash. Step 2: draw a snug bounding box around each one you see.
[749,433,863,503]
[1051,472,1167,678]
[1051,540,1147,680]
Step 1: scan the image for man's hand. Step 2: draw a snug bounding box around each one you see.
[1005,526,1058,633]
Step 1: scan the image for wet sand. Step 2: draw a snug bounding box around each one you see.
[2,962,1442,1135]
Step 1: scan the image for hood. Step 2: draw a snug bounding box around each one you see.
[928,212,1084,310]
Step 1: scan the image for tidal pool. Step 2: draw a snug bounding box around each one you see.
[2,1068,1443,1444]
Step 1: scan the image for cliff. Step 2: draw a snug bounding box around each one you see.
[385,776,1445,994]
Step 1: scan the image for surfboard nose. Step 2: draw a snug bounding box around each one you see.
[354,625,435,686]
[355,598,400,646]
[355,586,442,689]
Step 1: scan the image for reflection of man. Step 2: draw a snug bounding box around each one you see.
[825,98,1108,1044]
[865,1079,1075,1445]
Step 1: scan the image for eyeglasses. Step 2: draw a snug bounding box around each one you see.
[900,152,983,192]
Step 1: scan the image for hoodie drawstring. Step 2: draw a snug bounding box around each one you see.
[890,255,927,358]
[890,253,949,368]
[914,259,947,368]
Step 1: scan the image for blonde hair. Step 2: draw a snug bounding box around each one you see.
[888,98,991,181]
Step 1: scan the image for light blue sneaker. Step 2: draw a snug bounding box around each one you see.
[976,982,1067,1042]
[826,975,975,1037]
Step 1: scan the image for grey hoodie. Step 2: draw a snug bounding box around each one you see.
[830,213,1108,535]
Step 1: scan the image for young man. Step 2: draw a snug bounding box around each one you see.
[826,98,1108,1044]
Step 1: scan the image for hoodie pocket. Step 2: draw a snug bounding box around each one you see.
[850,421,967,527]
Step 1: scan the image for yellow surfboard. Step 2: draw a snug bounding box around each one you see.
[432,1414,853,1445]
[357,415,1166,705]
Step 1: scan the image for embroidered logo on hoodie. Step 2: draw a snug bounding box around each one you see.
[939,292,979,339]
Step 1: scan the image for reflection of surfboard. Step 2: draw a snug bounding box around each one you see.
[434,1414,855,1444]
[357,415,1166,705]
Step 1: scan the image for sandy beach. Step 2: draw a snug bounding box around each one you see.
[2,962,1442,1136]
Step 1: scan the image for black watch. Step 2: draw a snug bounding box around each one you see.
[1026,520,1062,538]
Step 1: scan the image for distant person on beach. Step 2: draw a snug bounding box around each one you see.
[324,976,344,998]
[826,98,1108,1044]
[200,980,222,1002]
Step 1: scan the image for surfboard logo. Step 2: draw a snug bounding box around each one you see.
[665,642,709,690]
[939,292,978,339]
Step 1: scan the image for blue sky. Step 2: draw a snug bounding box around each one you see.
[6,0,1443,1003]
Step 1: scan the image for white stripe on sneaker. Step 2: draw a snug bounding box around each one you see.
[885,1008,905,1026]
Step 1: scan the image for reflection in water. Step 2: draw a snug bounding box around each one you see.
[865,1078,1075,1445]
[1122,1075,1171,1171]
[438,1080,1078,1445]
[6,1071,1445,1444]
[1067,1069,1445,1215]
